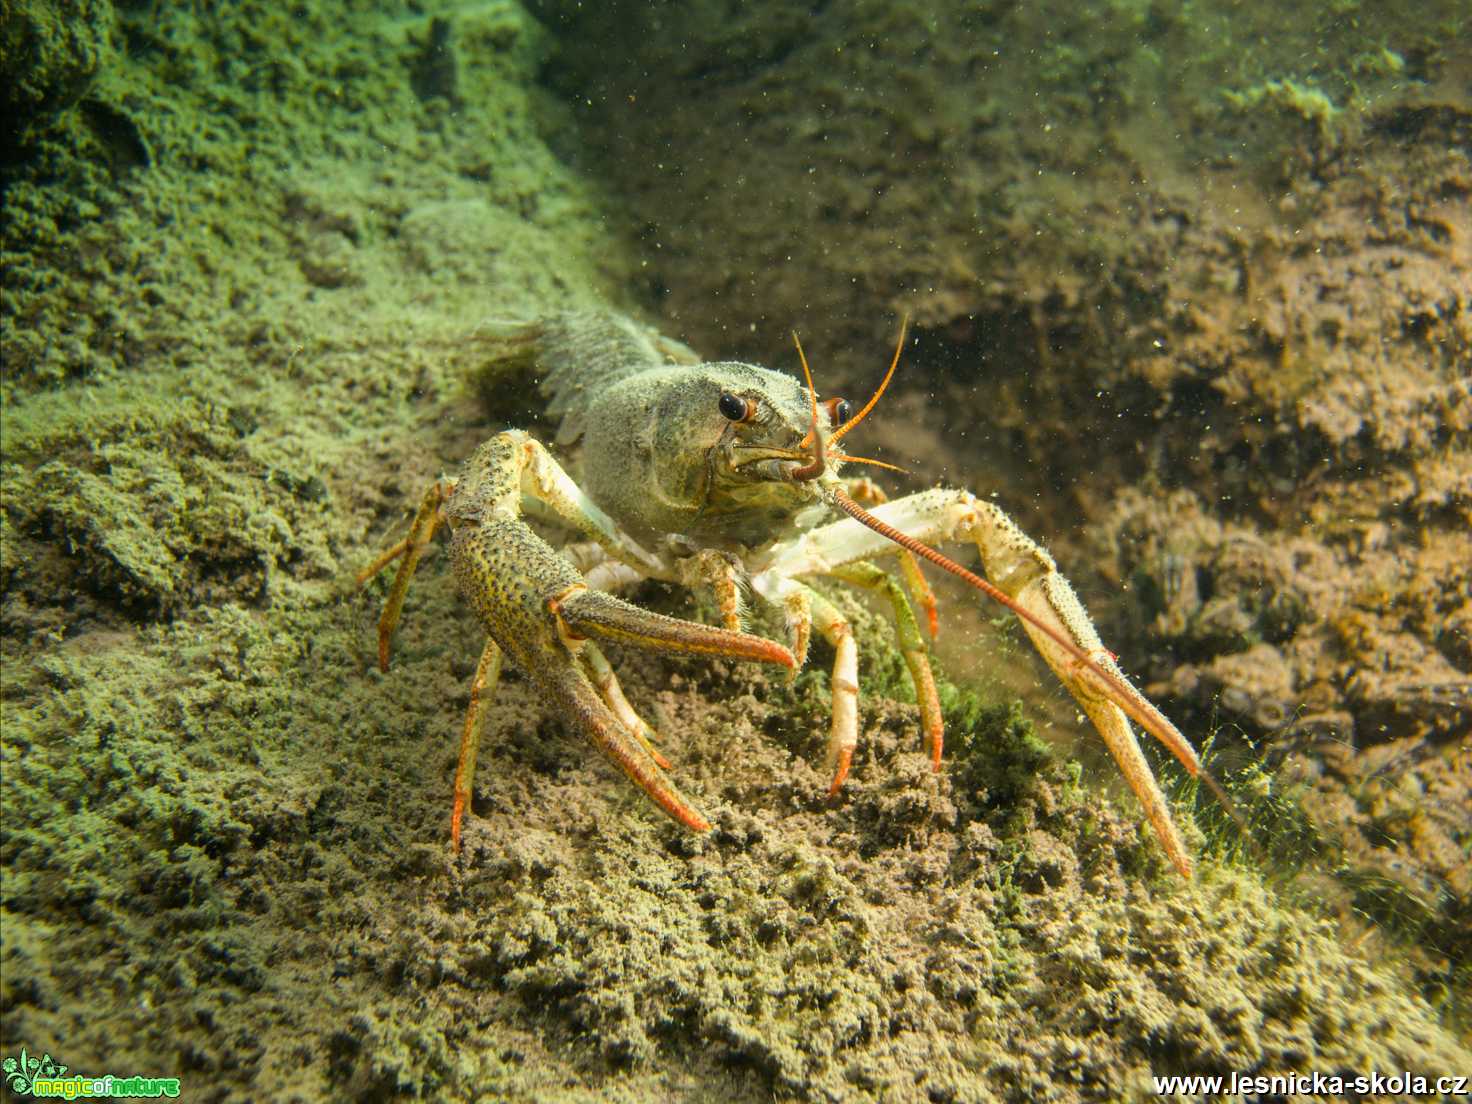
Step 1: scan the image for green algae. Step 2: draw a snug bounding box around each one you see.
[0,0,114,152]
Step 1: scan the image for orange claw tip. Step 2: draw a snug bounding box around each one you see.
[727,632,795,670]
[766,641,799,669]
[714,627,794,670]
[826,749,854,798]
[664,801,711,832]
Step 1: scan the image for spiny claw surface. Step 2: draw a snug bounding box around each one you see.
[554,586,795,670]
[547,658,711,832]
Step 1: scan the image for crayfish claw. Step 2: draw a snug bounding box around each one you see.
[554,586,795,670]
[549,658,712,832]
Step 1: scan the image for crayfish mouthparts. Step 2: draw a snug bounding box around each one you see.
[788,447,826,482]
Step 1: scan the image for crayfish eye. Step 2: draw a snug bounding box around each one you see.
[823,397,853,425]
[718,392,753,421]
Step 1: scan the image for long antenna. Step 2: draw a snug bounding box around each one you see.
[830,314,909,444]
[790,331,826,482]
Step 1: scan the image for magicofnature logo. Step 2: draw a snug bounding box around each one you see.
[3,1048,180,1099]
[3,1049,64,1095]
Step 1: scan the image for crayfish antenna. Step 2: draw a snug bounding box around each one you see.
[791,314,909,476]
[829,314,909,445]
[790,331,826,481]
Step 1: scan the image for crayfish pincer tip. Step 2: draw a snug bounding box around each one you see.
[558,588,795,669]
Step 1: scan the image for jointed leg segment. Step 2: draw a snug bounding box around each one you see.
[356,480,453,672]
[830,561,944,772]
[799,585,860,794]
[842,477,939,641]
[681,549,746,633]
[757,559,944,798]
[452,637,503,850]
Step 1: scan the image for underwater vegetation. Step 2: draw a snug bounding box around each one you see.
[2,0,1468,1099]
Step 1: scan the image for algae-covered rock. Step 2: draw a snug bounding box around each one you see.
[0,0,114,153]
[4,603,1467,1099]
[1,0,1467,1099]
